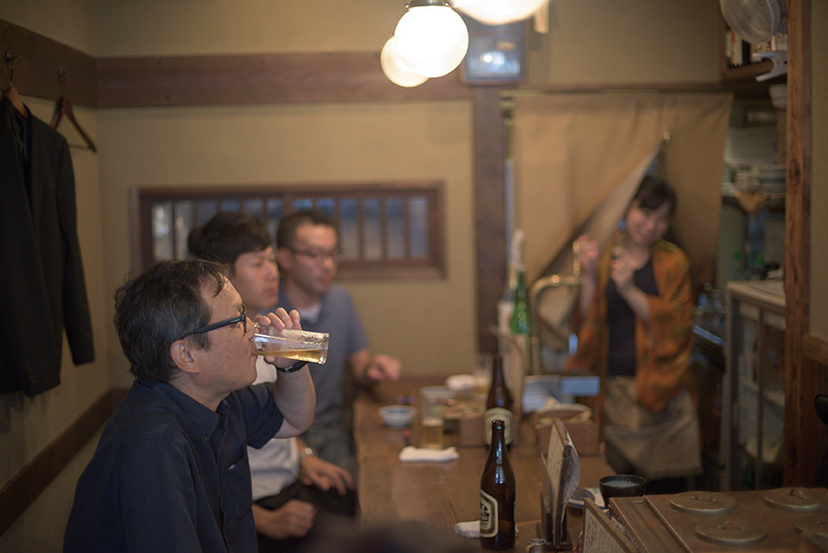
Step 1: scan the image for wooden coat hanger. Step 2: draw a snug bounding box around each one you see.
[51,68,96,152]
[3,50,28,120]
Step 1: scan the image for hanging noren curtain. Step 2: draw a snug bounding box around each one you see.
[511,92,733,351]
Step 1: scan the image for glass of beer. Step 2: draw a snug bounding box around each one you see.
[419,388,447,449]
[250,324,329,364]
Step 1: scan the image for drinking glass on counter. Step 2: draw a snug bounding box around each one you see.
[419,387,450,448]
[474,352,493,395]
[250,324,329,364]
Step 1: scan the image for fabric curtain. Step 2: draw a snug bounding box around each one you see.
[511,92,732,352]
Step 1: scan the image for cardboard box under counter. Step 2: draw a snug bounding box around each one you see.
[534,409,600,457]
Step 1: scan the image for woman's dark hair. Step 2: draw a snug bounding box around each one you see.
[632,175,677,217]
[276,208,338,250]
[113,259,230,381]
[188,211,272,272]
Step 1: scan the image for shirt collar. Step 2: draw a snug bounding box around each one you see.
[141,380,226,438]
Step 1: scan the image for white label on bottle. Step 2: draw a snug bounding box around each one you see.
[484,408,513,445]
[480,489,498,537]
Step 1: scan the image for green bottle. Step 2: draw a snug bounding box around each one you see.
[509,266,529,335]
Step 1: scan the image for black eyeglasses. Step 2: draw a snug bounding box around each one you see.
[288,247,342,263]
[179,304,247,340]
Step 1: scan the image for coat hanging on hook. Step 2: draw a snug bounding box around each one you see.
[0,68,96,395]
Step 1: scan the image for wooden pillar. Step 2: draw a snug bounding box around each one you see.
[783,0,817,486]
[472,86,507,354]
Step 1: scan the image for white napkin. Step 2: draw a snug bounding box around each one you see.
[445,373,476,391]
[454,520,480,538]
[454,521,519,539]
[398,445,459,462]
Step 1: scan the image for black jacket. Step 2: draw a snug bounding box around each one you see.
[0,95,94,396]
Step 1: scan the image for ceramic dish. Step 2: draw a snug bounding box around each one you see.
[378,405,417,429]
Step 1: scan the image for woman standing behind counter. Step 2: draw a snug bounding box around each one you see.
[565,176,700,494]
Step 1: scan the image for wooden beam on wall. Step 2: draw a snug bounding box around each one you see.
[2,18,473,109]
[0,19,95,108]
[97,52,471,108]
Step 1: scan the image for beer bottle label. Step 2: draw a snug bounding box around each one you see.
[479,489,498,537]
[484,408,513,444]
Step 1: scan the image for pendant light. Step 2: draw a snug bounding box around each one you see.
[394,0,469,78]
[450,0,549,25]
[381,36,429,87]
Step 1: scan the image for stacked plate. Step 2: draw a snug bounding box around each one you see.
[733,164,785,194]
[757,164,786,194]
[734,167,760,192]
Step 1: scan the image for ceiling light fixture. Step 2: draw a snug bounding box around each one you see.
[381,36,430,88]
[393,0,469,79]
[449,0,549,25]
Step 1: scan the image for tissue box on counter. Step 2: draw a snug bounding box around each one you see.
[534,405,599,457]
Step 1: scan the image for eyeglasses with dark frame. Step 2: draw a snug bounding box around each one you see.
[288,247,342,263]
[179,304,247,340]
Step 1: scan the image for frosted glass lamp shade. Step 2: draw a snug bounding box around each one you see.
[381,36,429,87]
[394,5,469,78]
[450,0,548,25]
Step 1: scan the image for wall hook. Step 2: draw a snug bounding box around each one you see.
[58,67,70,95]
[4,50,20,87]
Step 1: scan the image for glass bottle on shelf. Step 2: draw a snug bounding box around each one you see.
[509,265,529,336]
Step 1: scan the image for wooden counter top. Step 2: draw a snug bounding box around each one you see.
[353,376,614,552]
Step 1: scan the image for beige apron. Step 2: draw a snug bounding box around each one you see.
[602,377,701,480]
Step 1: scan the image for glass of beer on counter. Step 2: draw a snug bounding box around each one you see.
[419,386,451,448]
[250,324,329,364]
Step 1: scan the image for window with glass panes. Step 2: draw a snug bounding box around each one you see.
[132,183,445,279]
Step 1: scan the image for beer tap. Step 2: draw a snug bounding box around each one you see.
[528,242,582,374]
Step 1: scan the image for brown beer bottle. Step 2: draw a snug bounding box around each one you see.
[484,353,513,445]
[480,419,516,550]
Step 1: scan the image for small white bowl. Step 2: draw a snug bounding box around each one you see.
[378,405,417,429]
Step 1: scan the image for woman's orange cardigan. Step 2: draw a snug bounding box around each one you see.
[565,233,695,413]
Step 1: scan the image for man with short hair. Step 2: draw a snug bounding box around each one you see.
[63,259,315,553]
[276,209,401,477]
[189,212,357,552]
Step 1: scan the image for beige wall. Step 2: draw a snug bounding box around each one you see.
[97,101,476,386]
[94,0,402,55]
[91,0,480,383]
[1,0,725,550]
[527,0,721,84]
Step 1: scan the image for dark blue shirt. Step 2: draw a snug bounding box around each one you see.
[606,257,659,377]
[64,379,284,553]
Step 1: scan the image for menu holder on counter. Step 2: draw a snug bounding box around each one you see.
[582,498,638,553]
[539,419,580,550]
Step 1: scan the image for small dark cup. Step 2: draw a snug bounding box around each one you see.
[599,474,647,502]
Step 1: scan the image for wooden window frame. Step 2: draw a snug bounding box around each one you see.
[130,182,446,280]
